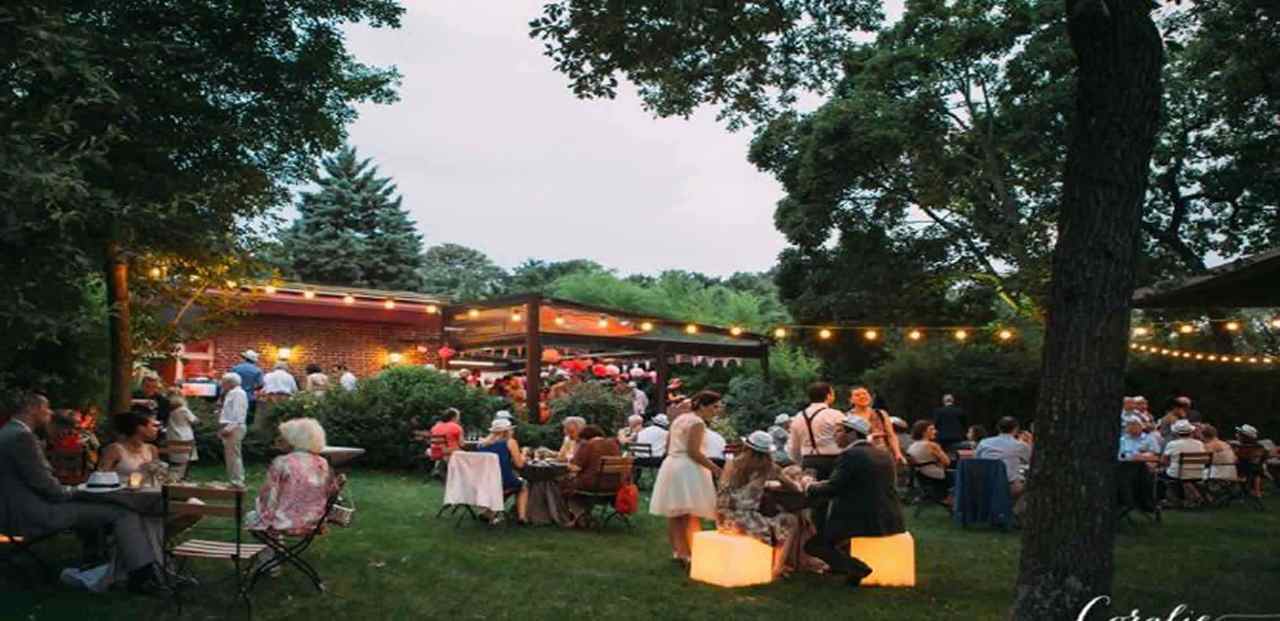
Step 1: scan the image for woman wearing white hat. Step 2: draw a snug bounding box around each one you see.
[715,431,805,578]
[1160,418,1205,506]
[474,418,528,524]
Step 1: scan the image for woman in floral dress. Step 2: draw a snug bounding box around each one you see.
[715,431,806,578]
[247,418,339,536]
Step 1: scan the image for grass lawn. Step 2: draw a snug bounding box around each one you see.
[5,465,1279,620]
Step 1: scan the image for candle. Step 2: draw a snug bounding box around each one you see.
[129,472,144,490]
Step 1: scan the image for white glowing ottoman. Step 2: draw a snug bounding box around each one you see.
[849,531,915,587]
[689,530,774,587]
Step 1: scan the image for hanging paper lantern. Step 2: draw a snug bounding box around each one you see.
[605,364,621,376]
[629,367,646,379]
[437,345,456,360]
[592,363,608,378]
[541,349,562,364]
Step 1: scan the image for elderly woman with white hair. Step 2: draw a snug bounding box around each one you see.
[617,414,644,445]
[557,416,587,462]
[219,371,249,486]
[247,418,339,535]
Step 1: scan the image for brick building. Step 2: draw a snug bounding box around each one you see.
[166,283,448,386]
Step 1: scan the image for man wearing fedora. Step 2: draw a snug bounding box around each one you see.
[0,392,162,592]
[802,414,905,588]
[230,349,264,428]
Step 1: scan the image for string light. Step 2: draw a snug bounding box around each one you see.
[225,280,238,289]
[1178,324,1195,334]
[388,352,403,364]
[426,304,438,314]
[640,321,654,332]
[384,299,396,310]
[554,316,566,326]
[263,285,277,295]
[620,320,632,327]
[907,329,923,341]
[1225,321,1240,332]
[597,316,609,328]
[818,328,832,340]
[148,267,163,279]
[774,328,787,339]
[997,329,1014,341]
[1271,318,1280,329]
[303,290,316,299]
[510,310,522,322]
[729,326,743,336]
[863,329,878,341]
[1132,327,1148,337]
[685,324,699,334]
[343,294,355,305]
[468,309,480,319]
[954,329,968,342]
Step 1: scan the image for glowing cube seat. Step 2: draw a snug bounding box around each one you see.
[849,531,915,587]
[689,530,774,587]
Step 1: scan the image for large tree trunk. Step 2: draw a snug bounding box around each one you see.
[1010,2,1163,620]
[106,241,133,416]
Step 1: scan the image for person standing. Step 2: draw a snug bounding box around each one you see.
[788,382,846,535]
[231,350,264,428]
[130,375,173,428]
[164,392,198,480]
[262,361,298,397]
[304,364,330,393]
[930,394,967,453]
[768,413,792,466]
[847,386,906,465]
[650,391,723,565]
[338,364,358,392]
[218,372,249,487]
[803,414,905,588]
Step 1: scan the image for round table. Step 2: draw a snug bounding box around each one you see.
[73,486,165,516]
[520,462,571,526]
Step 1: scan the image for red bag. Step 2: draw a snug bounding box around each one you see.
[614,483,639,515]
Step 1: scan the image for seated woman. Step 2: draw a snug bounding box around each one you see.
[556,416,586,462]
[47,409,89,485]
[714,431,804,578]
[906,420,952,504]
[474,418,529,524]
[98,411,161,479]
[1200,424,1237,481]
[247,418,339,536]
[562,425,623,525]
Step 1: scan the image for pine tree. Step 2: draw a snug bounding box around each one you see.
[283,146,424,290]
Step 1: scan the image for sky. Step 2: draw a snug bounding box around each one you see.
[341,1,793,278]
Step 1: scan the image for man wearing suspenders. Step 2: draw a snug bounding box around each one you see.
[787,382,846,534]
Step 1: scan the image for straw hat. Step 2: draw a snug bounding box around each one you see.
[743,430,774,454]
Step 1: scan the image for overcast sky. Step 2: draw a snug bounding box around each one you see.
[341,1,797,278]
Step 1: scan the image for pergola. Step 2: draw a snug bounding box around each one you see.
[441,293,771,417]
[1133,246,1280,308]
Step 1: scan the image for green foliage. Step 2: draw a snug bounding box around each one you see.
[549,270,790,332]
[507,259,606,293]
[419,243,510,300]
[266,366,505,468]
[278,145,425,291]
[547,381,630,433]
[515,423,564,452]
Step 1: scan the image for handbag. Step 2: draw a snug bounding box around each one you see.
[614,483,640,515]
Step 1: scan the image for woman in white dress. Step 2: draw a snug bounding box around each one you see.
[165,391,199,480]
[650,390,723,565]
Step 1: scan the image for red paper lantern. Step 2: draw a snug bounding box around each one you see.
[437,345,456,360]
[592,363,608,378]
[541,349,562,364]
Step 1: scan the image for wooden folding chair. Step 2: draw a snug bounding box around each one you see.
[246,476,347,594]
[0,530,67,585]
[567,456,634,529]
[158,440,195,459]
[163,485,268,619]
[1163,452,1213,508]
[906,455,951,518]
[624,442,654,488]
[1214,446,1269,511]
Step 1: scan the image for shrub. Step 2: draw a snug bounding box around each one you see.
[515,423,564,451]
[723,374,800,438]
[266,366,505,468]
[548,381,630,433]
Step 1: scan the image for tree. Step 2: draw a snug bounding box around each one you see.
[419,244,509,301]
[2,1,403,414]
[531,2,1169,617]
[507,258,606,293]
[281,146,425,291]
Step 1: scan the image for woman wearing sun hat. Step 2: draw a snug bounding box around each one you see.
[715,430,805,577]
[474,418,529,524]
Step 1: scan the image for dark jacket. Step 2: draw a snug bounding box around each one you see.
[806,440,905,539]
[931,405,968,444]
[0,419,73,535]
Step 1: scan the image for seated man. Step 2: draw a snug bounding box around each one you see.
[1117,418,1160,513]
[803,415,905,588]
[632,414,668,470]
[975,416,1032,498]
[1160,419,1206,505]
[0,393,161,592]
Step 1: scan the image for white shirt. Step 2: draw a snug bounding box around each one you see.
[219,386,248,429]
[635,425,669,458]
[261,369,298,395]
[340,372,358,391]
[787,403,845,464]
[632,388,649,417]
[166,406,199,461]
[703,428,726,460]
[1163,437,1206,479]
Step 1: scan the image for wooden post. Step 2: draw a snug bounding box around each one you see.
[654,344,669,414]
[525,298,542,423]
[106,241,132,416]
[759,344,770,380]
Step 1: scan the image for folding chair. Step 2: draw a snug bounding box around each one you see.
[428,435,450,482]
[1215,446,1268,511]
[158,440,196,480]
[625,443,654,488]
[566,456,634,529]
[438,451,503,527]
[163,484,268,619]
[906,456,951,518]
[246,476,347,594]
[1161,452,1212,508]
[952,459,1013,530]
[0,530,66,585]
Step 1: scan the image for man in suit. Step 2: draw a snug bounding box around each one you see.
[0,392,161,592]
[930,394,968,453]
[803,414,906,587]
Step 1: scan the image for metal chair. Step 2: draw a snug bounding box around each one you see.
[163,484,268,619]
[566,456,634,529]
[246,476,347,594]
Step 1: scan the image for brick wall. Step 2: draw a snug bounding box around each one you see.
[200,314,443,383]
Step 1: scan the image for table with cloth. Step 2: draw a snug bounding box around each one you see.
[521,461,572,526]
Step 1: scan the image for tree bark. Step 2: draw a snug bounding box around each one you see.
[106,241,133,416]
[1010,2,1163,620]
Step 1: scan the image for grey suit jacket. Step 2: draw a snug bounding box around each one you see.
[0,419,73,535]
